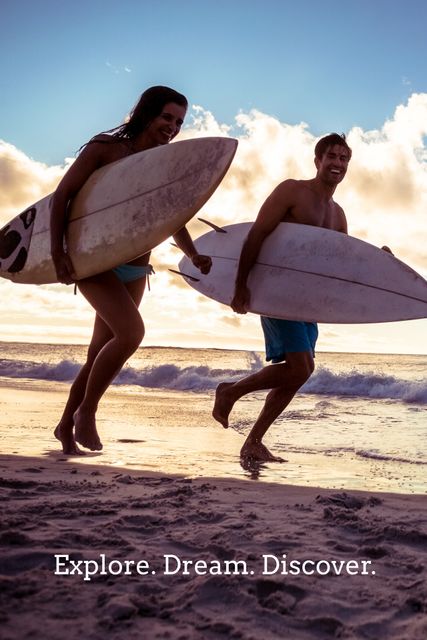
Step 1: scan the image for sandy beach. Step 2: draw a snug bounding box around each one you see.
[0,382,426,639]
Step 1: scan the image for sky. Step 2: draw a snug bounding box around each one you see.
[1,0,426,354]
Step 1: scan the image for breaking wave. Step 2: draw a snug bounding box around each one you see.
[1,358,426,404]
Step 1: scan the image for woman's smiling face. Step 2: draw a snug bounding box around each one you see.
[144,102,187,146]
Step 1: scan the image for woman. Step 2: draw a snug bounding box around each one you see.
[51,86,211,455]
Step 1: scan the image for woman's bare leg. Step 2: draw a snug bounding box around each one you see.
[73,272,145,450]
[55,272,146,453]
[54,316,113,454]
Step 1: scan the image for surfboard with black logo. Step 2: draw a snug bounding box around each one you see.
[0,137,237,285]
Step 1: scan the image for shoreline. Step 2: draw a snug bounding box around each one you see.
[1,338,427,357]
[0,379,425,494]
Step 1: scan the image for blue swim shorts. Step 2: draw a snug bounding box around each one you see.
[260,316,319,363]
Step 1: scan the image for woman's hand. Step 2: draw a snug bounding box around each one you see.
[53,251,75,285]
[50,143,104,287]
[191,253,212,274]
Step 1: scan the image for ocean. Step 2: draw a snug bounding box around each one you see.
[1,341,426,494]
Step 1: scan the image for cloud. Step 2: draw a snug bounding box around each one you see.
[106,61,119,74]
[1,94,426,350]
[0,141,71,222]
[221,314,242,328]
[106,61,132,74]
[346,94,427,213]
[182,94,427,274]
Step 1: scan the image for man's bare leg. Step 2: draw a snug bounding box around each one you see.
[214,352,314,460]
[239,352,314,462]
[213,361,301,428]
[240,385,299,461]
[212,382,236,428]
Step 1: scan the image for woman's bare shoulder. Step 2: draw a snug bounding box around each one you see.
[90,133,117,144]
[82,134,131,166]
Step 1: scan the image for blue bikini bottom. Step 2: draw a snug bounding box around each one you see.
[112,263,155,283]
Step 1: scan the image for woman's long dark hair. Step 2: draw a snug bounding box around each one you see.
[112,86,188,140]
[81,86,188,151]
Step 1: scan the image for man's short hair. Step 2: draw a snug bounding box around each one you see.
[315,133,352,160]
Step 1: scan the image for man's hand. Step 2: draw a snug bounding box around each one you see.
[192,253,212,274]
[231,284,251,314]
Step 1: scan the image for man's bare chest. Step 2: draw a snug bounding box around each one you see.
[286,200,341,230]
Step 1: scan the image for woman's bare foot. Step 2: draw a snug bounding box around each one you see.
[73,409,103,451]
[212,382,235,428]
[240,441,286,463]
[54,422,85,456]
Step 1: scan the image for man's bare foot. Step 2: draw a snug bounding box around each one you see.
[240,441,286,463]
[212,382,235,428]
[54,422,85,456]
[74,409,103,451]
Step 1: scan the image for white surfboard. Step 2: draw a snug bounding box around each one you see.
[177,222,427,323]
[0,137,237,284]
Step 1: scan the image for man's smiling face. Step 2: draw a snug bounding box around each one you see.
[315,144,351,185]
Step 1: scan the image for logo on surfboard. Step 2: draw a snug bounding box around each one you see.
[0,207,37,273]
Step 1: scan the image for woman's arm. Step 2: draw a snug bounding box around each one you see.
[172,226,212,274]
[50,143,104,283]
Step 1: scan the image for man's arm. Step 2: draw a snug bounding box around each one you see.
[231,180,293,313]
[335,204,348,234]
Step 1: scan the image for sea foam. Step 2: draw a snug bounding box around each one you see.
[1,358,426,404]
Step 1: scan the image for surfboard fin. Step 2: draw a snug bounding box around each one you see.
[198,218,227,233]
[169,268,200,282]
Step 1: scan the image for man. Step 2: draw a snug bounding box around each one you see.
[212,133,351,462]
